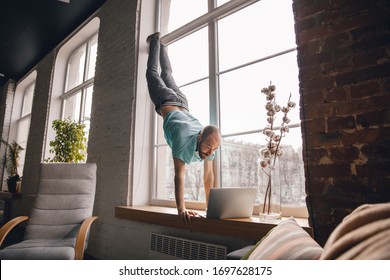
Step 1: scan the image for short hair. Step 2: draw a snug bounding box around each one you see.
[201,125,221,139]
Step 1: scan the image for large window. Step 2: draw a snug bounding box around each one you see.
[152,0,306,216]
[44,18,99,162]
[6,72,36,185]
[2,72,36,189]
[62,35,97,143]
[15,81,35,173]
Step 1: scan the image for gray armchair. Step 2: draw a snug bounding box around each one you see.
[0,163,98,260]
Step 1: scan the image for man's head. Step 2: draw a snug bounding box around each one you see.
[197,125,221,159]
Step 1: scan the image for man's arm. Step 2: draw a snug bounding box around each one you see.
[203,159,214,209]
[173,157,197,224]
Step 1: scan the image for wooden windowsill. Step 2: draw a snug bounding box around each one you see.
[0,191,21,199]
[115,205,313,241]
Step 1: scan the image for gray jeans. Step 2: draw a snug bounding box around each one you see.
[146,38,189,115]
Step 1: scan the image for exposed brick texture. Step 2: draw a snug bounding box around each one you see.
[293,0,390,245]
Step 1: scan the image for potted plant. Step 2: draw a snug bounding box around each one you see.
[1,139,24,193]
[46,118,87,163]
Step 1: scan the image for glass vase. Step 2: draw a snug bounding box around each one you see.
[259,164,281,221]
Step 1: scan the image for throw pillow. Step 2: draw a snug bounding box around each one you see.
[244,218,323,260]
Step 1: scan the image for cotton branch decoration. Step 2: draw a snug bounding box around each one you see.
[259,82,296,217]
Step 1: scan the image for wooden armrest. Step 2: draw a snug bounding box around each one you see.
[74,216,98,260]
[0,216,29,246]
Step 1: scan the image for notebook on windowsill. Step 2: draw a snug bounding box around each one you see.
[200,187,257,219]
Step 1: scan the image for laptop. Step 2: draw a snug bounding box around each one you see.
[205,187,257,219]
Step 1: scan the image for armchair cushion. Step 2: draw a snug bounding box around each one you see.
[243,218,323,260]
[0,238,76,260]
[25,163,96,240]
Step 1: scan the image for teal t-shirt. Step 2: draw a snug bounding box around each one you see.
[163,110,215,164]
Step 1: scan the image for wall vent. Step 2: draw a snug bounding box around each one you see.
[149,233,226,260]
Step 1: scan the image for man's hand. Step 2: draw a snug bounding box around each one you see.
[178,208,199,224]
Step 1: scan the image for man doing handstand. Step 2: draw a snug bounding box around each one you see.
[146,32,221,224]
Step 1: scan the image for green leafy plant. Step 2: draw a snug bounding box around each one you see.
[1,139,24,192]
[46,118,87,163]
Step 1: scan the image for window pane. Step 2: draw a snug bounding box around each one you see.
[63,91,81,122]
[217,0,231,6]
[221,133,263,190]
[221,127,305,207]
[218,0,296,71]
[22,84,34,117]
[161,0,208,33]
[16,117,30,145]
[66,45,86,91]
[83,85,93,122]
[87,37,98,80]
[156,145,174,200]
[82,85,93,141]
[181,79,210,126]
[166,27,208,86]
[16,117,30,174]
[219,51,300,135]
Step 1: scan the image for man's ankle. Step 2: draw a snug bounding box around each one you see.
[146,32,160,43]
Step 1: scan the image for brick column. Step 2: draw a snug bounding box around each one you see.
[293,0,390,245]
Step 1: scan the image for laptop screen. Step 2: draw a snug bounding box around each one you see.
[206,188,257,219]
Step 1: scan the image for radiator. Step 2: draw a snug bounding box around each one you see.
[149,233,227,260]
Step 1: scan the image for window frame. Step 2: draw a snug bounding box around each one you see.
[2,71,36,189]
[15,82,35,175]
[61,34,97,124]
[44,17,100,163]
[21,82,34,118]
[136,0,307,218]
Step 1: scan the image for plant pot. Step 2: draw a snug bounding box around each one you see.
[7,175,20,193]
